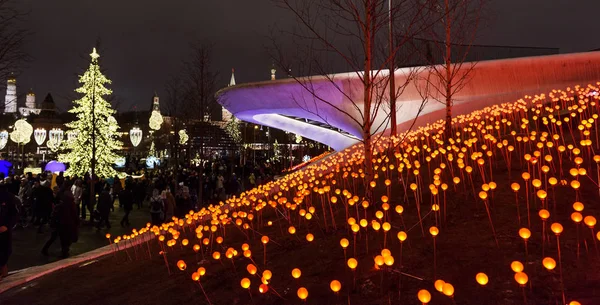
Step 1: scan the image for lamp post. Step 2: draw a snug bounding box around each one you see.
[130,127,143,148]
[10,119,33,172]
[48,128,64,152]
[34,128,47,161]
[0,130,8,150]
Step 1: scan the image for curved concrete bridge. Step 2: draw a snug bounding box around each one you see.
[216,51,600,151]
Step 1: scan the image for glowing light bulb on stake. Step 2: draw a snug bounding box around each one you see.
[429,226,439,278]
[417,289,431,305]
[583,216,599,257]
[476,272,488,286]
[519,228,531,262]
[511,182,522,226]
[551,222,566,305]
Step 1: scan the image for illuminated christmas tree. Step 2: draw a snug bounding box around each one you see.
[59,48,122,178]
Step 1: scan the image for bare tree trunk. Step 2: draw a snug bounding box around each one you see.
[363,0,375,189]
[444,0,453,140]
[388,0,397,136]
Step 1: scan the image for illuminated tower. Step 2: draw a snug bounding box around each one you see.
[271,65,276,81]
[222,68,235,121]
[4,76,17,113]
[229,68,236,87]
[152,92,160,111]
[19,89,41,117]
[26,89,35,108]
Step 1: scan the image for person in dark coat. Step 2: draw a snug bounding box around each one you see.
[32,180,53,233]
[55,172,65,189]
[119,183,134,227]
[0,182,19,280]
[96,185,112,230]
[41,188,79,258]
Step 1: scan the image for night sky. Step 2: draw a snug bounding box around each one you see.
[12,0,600,112]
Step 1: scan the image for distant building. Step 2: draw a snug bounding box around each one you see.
[19,89,41,117]
[151,92,160,112]
[4,76,17,113]
[221,69,236,122]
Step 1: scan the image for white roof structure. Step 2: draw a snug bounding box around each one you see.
[217,51,600,151]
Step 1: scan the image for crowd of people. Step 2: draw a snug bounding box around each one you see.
[0,158,279,281]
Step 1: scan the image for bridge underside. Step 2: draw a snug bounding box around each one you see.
[216,51,600,151]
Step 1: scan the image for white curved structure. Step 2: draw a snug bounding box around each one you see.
[216,51,600,151]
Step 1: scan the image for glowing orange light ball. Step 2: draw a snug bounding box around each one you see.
[429,226,439,237]
[539,209,550,220]
[519,228,531,240]
[247,264,257,275]
[551,223,563,235]
[347,258,358,270]
[241,278,251,289]
[397,231,407,242]
[514,272,528,286]
[475,272,488,285]
[330,280,341,293]
[259,283,269,293]
[542,257,556,270]
[511,261,524,273]
[297,287,308,300]
[291,268,302,279]
[442,283,454,297]
[584,216,597,228]
[434,279,445,292]
[177,260,187,271]
[417,289,432,303]
[263,270,272,280]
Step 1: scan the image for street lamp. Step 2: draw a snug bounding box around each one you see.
[34,128,47,146]
[10,119,33,145]
[48,128,64,152]
[0,130,8,150]
[10,119,33,171]
[130,127,143,147]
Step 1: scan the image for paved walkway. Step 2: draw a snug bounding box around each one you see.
[8,203,151,271]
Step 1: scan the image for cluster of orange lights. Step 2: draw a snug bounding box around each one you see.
[109,83,600,304]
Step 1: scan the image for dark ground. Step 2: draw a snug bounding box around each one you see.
[8,202,151,271]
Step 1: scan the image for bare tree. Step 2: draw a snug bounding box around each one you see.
[0,0,29,111]
[269,0,434,180]
[182,42,219,122]
[419,0,485,140]
[164,75,189,170]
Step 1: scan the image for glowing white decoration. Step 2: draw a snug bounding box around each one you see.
[149,110,163,131]
[178,129,189,145]
[114,156,126,167]
[47,128,64,152]
[66,130,79,143]
[303,155,311,162]
[34,128,47,146]
[295,134,303,143]
[129,127,142,147]
[0,130,9,150]
[24,167,43,175]
[49,128,64,145]
[10,119,33,144]
[146,156,160,169]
